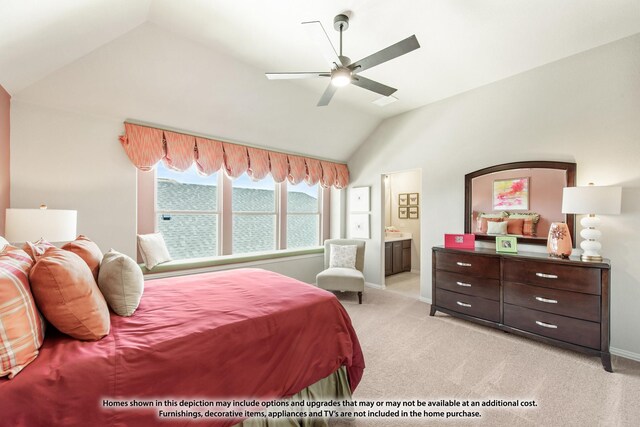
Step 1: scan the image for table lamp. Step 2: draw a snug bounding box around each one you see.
[5,205,77,243]
[561,184,622,262]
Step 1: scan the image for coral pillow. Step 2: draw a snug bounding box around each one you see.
[62,235,103,282]
[23,239,55,261]
[29,248,110,341]
[507,218,525,235]
[0,246,46,378]
[98,250,144,317]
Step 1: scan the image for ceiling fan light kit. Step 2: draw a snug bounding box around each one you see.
[265,13,420,106]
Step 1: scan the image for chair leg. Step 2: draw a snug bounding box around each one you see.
[357,291,362,304]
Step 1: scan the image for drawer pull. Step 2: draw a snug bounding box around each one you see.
[456,262,472,267]
[535,320,558,329]
[535,273,558,279]
[535,296,558,304]
[456,281,472,287]
[456,301,472,308]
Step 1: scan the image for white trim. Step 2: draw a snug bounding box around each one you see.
[144,253,324,280]
[365,281,385,290]
[611,347,640,362]
[419,296,432,304]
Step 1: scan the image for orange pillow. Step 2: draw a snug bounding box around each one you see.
[507,218,525,235]
[0,246,46,378]
[62,235,103,281]
[523,218,536,236]
[30,248,110,341]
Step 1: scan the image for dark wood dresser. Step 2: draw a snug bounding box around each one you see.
[431,246,612,372]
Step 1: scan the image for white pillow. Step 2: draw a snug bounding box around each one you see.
[98,250,144,316]
[487,221,508,235]
[0,236,8,251]
[329,244,357,269]
[137,233,172,270]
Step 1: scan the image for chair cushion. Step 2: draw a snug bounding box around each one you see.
[316,267,365,292]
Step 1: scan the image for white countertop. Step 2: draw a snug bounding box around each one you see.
[384,232,412,242]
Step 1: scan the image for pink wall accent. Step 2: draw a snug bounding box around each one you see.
[472,168,566,238]
[0,84,10,236]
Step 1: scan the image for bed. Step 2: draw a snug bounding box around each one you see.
[0,268,365,426]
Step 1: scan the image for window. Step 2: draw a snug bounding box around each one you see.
[232,175,277,254]
[156,163,219,260]
[154,166,325,259]
[287,181,320,249]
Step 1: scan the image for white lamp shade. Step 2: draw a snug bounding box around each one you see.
[562,186,622,215]
[5,208,77,243]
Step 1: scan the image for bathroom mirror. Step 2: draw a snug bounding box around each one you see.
[464,161,576,246]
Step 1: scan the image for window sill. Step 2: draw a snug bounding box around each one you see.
[140,247,324,276]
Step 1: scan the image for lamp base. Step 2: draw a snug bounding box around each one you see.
[581,254,603,262]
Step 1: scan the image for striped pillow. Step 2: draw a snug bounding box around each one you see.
[0,246,46,379]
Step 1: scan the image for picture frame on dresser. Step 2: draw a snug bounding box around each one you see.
[430,246,612,372]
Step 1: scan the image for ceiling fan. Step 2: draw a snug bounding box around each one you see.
[266,14,420,106]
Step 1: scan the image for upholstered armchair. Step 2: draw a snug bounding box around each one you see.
[316,239,366,304]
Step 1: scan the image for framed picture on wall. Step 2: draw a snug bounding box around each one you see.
[349,213,370,239]
[399,207,408,219]
[350,186,370,212]
[398,193,409,206]
[408,206,419,219]
[493,177,529,210]
[408,193,419,206]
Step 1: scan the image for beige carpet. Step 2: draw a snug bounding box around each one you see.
[384,272,421,299]
[331,288,640,426]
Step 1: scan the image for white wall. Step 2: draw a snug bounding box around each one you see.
[347,34,640,356]
[10,102,137,257]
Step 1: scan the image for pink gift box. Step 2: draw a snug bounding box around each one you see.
[444,233,475,249]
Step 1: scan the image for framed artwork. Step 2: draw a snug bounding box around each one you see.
[408,193,419,206]
[350,187,370,212]
[398,207,408,219]
[493,177,529,210]
[408,206,419,219]
[349,213,370,239]
[398,193,409,206]
[496,236,518,253]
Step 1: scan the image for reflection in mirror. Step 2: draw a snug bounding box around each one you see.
[464,161,576,246]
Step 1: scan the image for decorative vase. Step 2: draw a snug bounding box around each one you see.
[547,222,572,258]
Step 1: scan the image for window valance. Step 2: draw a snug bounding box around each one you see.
[119,123,349,189]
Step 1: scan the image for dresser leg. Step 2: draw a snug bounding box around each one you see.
[429,306,436,316]
[601,353,613,373]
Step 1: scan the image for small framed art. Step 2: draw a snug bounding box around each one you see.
[408,193,419,206]
[398,193,409,206]
[496,236,518,253]
[350,186,370,212]
[408,206,419,219]
[399,207,408,219]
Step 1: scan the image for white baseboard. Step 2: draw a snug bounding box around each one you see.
[365,282,385,289]
[419,296,432,304]
[611,347,640,362]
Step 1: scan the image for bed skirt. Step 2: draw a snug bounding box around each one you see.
[237,366,352,427]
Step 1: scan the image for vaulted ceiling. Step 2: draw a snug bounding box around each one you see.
[2,0,639,161]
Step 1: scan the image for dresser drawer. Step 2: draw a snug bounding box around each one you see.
[504,304,600,349]
[435,288,500,322]
[504,282,600,322]
[435,270,500,301]
[503,258,601,295]
[435,251,499,279]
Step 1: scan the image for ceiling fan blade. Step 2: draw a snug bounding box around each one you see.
[266,72,329,80]
[351,76,397,97]
[302,21,342,67]
[349,35,420,73]
[317,83,338,107]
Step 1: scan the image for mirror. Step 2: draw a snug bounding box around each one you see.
[464,161,576,246]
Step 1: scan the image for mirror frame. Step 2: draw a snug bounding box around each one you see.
[464,161,577,246]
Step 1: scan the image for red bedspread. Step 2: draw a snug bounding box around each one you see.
[0,268,365,426]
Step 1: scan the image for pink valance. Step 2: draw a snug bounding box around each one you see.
[269,152,289,183]
[223,143,249,178]
[195,137,224,176]
[163,131,196,172]
[246,147,271,181]
[287,155,307,185]
[119,123,349,188]
[119,124,164,171]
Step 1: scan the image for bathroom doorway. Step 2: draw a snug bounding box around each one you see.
[381,169,421,298]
